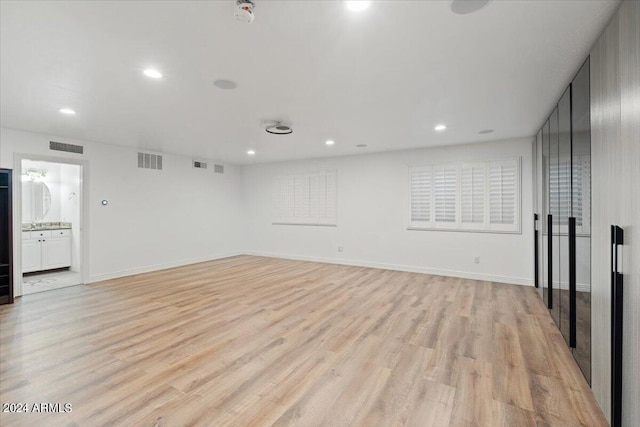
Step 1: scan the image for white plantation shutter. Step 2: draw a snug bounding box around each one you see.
[309,174,320,219]
[294,175,305,219]
[323,172,337,222]
[272,175,295,222]
[409,167,432,227]
[434,165,458,227]
[488,160,519,231]
[272,171,337,225]
[460,163,485,229]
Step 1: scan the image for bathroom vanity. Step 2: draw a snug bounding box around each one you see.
[22,223,72,273]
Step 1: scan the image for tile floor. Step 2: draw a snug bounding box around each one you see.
[21,270,82,295]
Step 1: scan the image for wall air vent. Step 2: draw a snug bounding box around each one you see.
[50,141,84,154]
[193,161,208,169]
[214,164,224,174]
[137,152,163,170]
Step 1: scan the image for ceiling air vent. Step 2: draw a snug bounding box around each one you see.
[138,152,163,170]
[50,141,84,154]
[214,164,224,174]
[193,161,208,169]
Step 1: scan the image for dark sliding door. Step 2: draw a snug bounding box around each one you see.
[549,106,560,327]
[542,119,551,308]
[558,86,572,344]
[535,129,544,299]
[534,57,592,384]
[571,58,591,383]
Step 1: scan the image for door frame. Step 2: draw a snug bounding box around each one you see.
[13,153,89,297]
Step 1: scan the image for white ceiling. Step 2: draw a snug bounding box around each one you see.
[0,0,620,165]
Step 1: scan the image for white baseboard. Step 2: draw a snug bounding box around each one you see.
[86,252,243,284]
[86,251,538,288]
[243,251,534,286]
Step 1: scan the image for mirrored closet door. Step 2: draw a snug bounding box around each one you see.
[534,57,591,383]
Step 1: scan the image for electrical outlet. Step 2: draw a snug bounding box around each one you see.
[338,246,344,252]
[474,256,480,264]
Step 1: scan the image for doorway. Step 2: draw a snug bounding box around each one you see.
[17,157,84,295]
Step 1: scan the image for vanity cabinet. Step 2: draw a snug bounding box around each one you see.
[22,229,71,273]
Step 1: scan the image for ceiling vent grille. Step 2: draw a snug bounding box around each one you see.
[138,152,163,170]
[193,160,208,169]
[50,141,84,154]
[214,164,224,174]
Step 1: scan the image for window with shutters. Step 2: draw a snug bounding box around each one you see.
[272,170,337,226]
[409,158,520,233]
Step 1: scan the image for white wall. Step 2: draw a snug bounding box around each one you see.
[1,129,536,289]
[243,138,534,285]
[0,127,246,288]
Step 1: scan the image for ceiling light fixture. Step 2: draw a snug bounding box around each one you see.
[143,68,163,79]
[434,124,447,131]
[22,168,47,182]
[346,1,371,12]
[247,150,256,155]
[356,144,367,148]
[265,121,293,135]
[325,140,335,146]
[478,129,495,134]
[59,108,76,115]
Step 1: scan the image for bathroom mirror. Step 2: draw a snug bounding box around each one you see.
[22,180,51,222]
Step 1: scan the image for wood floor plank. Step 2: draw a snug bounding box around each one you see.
[0,255,606,426]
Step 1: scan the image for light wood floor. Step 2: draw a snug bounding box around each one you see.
[0,255,607,426]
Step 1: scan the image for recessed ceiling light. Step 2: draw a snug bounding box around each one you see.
[247,150,256,155]
[325,140,335,146]
[434,124,447,131]
[213,79,237,90]
[143,68,163,79]
[59,108,76,115]
[356,144,367,148]
[478,129,495,134]
[346,1,370,12]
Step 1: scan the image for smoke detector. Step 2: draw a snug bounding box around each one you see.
[235,1,255,23]
[265,121,293,135]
